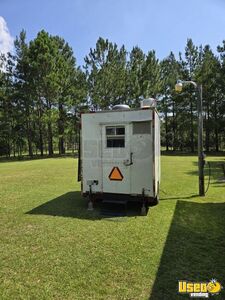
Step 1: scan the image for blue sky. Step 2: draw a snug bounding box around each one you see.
[0,0,225,66]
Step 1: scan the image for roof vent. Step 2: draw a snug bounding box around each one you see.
[112,104,130,110]
[140,98,157,109]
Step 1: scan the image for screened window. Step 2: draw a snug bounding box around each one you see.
[106,126,125,148]
[133,121,151,134]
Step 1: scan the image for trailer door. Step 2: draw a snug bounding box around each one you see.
[130,120,153,197]
[101,124,131,194]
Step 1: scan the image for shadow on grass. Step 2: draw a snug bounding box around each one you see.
[0,153,78,163]
[161,151,225,157]
[160,194,199,201]
[149,200,225,300]
[26,191,143,220]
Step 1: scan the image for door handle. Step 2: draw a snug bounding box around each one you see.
[130,152,133,165]
[124,152,133,166]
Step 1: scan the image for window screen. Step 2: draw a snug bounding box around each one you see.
[133,121,151,134]
[106,126,125,148]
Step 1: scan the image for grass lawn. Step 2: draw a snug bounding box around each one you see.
[0,155,225,299]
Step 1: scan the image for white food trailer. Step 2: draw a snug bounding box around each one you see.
[78,99,160,214]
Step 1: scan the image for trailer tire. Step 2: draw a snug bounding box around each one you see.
[148,197,158,207]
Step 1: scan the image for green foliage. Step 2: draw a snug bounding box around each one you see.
[0,32,225,156]
[159,52,181,150]
[159,39,225,152]
[84,37,127,109]
[197,45,223,151]
[142,50,162,98]
[127,46,145,106]
[0,30,86,157]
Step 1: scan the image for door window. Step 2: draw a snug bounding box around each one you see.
[106,126,125,148]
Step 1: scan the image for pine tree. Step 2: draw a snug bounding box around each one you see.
[84,37,127,109]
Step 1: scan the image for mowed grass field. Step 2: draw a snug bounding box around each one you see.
[0,155,225,300]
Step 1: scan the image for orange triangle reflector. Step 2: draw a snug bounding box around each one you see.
[109,167,123,181]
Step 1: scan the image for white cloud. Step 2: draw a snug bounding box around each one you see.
[0,16,14,55]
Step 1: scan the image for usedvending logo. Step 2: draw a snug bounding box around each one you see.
[178,279,223,298]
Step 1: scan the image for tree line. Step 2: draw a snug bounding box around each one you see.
[0,30,225,157]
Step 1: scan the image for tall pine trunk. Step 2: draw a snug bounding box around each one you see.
[190,99,194,152]
[47,121,54,156]
[205,102,210,152]
[37,98,44,156]
[27,135,33,157]
[172,99,176,151]
[214,99,219,152]
[165,110,169,151]
[24,104,33,157]
[26,120,33,157]
[215,125,219,152]
[39,127,44,156]
[58,103,65,155]
[46,100,54,156]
